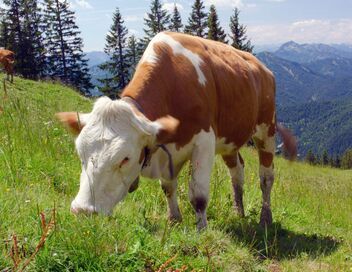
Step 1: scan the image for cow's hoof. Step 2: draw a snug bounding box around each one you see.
[196,218,207,232]
[169,214,182,223]
[260,207,272,227]
[235,204,245,218]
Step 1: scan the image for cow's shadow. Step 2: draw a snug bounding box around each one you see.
[220,218,340,260]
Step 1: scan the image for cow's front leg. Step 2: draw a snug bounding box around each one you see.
[160,178,182,222]
[189,130,215,231]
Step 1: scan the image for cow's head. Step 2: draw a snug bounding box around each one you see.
[56,97,178,215]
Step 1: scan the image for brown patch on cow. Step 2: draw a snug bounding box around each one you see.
[268,122,276,137]
[253,137,265,150]
[222,154,237,168]
[259,150,274,168]
[55,112,83,135]
[0,49,15,82]
[155,115,180,144]
[223,152,245,168]
[121,32,278,152]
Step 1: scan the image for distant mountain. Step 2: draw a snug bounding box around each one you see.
[274,41,352,63]
[305,57,352,78]
[86,51,109,67]
[257,52,352,106]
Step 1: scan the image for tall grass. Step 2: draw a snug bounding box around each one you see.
[0,75,351,271]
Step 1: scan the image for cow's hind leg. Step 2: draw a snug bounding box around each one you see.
[223,152,245,217]
[160,178,182,222]
[253,124,275,226]
[189,130,215,231]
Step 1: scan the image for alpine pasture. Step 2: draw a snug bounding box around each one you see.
[0,75,351,271]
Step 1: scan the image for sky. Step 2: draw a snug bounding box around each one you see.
[62,0,352,51]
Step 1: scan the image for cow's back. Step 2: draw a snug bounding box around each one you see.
[123,32,275,149]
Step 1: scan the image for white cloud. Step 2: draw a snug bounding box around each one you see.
[74,0,92,9]
[162,2,184,12]
[247,19,352,45]
[204,0,243,8]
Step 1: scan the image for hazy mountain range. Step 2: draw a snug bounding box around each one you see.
[85,41,352,156]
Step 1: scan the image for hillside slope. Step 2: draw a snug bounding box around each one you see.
[278,98,352,156]
[0,75,351,271]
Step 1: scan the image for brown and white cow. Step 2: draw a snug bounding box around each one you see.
[57,32,296,230]
[0,49,15,83]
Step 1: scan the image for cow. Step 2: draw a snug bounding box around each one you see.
[57,32,296,231]
[0,49,15,83]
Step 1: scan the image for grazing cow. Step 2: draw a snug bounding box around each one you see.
[57,32,296,230]
[0,49,15,83]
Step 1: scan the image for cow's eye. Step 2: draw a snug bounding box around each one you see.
[119,157,129,168]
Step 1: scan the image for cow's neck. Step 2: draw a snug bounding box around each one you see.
[121,64,171,121]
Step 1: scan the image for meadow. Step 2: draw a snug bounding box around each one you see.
[0,74,351,271]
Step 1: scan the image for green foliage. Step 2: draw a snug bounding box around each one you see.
[43,0,92,94]
[0,74,351,271]
[98,8,130,98]
[278,98,352,157]
[1,0,45,79]
[321,150,329,165]
[126,35,142,74]
[305,149,316,165]
[184,0,208,37]
[207,5,227,43]
[143,0,170,44]
[229,8,253,52]
[341,149,352,169]
[169,4,183,32]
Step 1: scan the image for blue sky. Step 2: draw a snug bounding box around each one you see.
[67,0,352,51]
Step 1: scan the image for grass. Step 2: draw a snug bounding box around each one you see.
[0,74,351,271]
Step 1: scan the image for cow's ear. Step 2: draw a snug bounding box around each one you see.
[55,112,90,135]
[154,115,179,144]
[130,114,179,144]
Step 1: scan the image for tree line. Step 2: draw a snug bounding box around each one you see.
[305,148,352,169]
[0,0,92,94]
[98,0,253,97]
[0,0,253,96]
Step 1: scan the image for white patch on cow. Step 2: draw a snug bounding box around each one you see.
[259,164,274,179]
[228,154,244,187]
[141,32,207,86]
[253,123,275,154]
[216,137,236,155]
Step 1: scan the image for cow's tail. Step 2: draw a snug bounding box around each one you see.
[276,123,297,161]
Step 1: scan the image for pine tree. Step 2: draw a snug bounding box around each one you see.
[0,9,10,48]
[43,0,92,94]
[3,0,24,73]
[305,149,316,165]
[143,0,170,44]
[207,5,227,43]
[98,8,129,98]
[229,8,253,53]
[169,4,183,32]
[321,150,329,165]
[21,0,46,79]
[184,0,207,37]
[126,35,139,74]
[341,149,352,169]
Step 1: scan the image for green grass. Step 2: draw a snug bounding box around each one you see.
[0,74,351,271]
